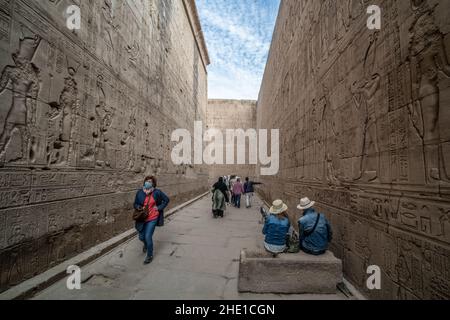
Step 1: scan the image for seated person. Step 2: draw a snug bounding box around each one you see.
[263,200,290,255]
[297,197,333,255]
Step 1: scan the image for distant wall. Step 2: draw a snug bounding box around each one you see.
[0,0,209,292]
[206,99,257,184]
[256,0,450,299]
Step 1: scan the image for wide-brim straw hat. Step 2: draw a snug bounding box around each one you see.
[297,197,315,210]
[269,200,288,215]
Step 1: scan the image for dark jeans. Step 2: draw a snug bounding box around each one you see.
[139,219,158,258]
[300,243,326,256]
[234,194,242,208]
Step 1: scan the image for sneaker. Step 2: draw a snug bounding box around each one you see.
[144,256,153,265]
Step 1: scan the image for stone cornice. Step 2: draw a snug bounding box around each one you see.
[182,0,211,70]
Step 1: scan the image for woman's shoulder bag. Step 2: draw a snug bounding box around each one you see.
[133,195,150,222]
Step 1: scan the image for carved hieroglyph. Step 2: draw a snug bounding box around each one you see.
[256,0,450,299]
[0,0,209,292]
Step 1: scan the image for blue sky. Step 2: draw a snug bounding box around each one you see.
[196,0,280,100]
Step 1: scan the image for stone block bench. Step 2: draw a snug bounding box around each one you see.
[238,250,343,294]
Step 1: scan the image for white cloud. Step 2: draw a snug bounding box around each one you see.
[196,0,280,100]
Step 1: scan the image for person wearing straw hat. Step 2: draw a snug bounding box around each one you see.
[297,197,333,256]
[262,200,291,255]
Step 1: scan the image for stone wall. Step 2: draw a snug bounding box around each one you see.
[0,0,209,292]
[206,99,257,185]
[256,0,450,299]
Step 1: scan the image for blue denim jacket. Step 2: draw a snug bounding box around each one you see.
[134,189,170,232]
[298,208,333,254]
[263,215,290,246]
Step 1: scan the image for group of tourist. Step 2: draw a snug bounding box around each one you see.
[211,176,262,217]
[212,175,333,255]
[263,198,333,256]
[210,175,333,256]
[131,175,264,265]
[132,175,333,266]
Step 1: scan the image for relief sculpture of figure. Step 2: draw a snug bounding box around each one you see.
[93,75,113,168]
[314,86,329,182]
[320,2,330,62]
[120,108,137,170]
[311,99,320,181]
[408,0,450,183]
[336,0,352,41]
[351,32,381,182]
[46,62,79,166]
[321,85,340,185]
[351,73,381,182]
[0,34,41,165]
[60,65,79,166]
[46,101,62,166]
[101,0,116,68]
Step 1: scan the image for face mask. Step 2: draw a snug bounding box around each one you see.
[144,182,153,191]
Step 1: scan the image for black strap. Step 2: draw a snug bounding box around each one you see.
[304,214,321,237]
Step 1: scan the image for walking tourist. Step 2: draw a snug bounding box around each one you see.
[133,176,170,265]
[229,176,236,206]
[212,177,229,218]
[232,178,245,208]
[297,197,333,255]
[243,177,262,208]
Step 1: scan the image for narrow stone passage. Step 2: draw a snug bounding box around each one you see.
[33,195,349,300]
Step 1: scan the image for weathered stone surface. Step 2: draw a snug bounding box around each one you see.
[256,0,450,299]
[0,0,209,292]
[206,99,257,184]
[238,250,343,294]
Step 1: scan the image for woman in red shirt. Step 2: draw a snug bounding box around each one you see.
[134,176,170,265]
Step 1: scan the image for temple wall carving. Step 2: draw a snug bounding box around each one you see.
[0,0,209,292]
[256,0,450,299]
